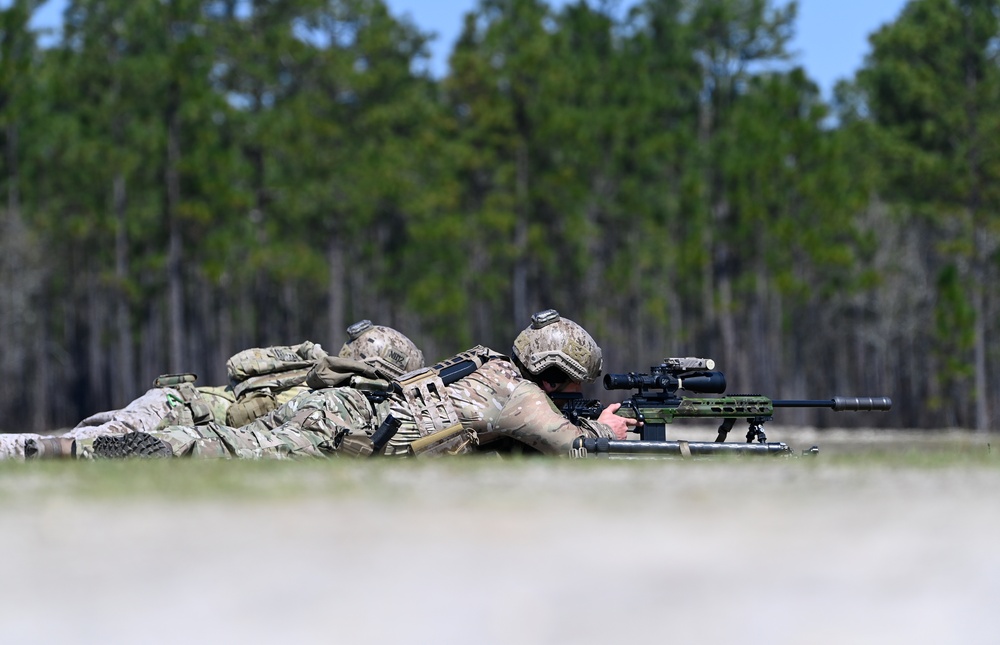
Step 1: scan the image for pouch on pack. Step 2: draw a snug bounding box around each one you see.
[152,373,219,428]
[225,390,278,428]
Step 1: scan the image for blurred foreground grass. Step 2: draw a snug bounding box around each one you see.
[0,429,995,503]
[3,431,996,645]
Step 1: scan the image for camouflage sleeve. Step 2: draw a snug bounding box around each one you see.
[66,387,176,440]
[578,417,618,440]
[436,358,611,456]
[492,380,596,456]
[138,387,379,460]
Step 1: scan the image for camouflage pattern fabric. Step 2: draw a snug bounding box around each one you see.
[384,357,615,456]
[0,341,335,460]
[225,391,278,428]
[224,384,313,427]
[306,356,380,389]
[232,369,312,399]
[0,385,234,461]
[511,310,604,383]
[239,384,382,435]
[124,350,615,460]
[224,341,328,427]
[338,322,424,379]
[0,433,42,460]
[0,388,177,460]
[148,386,386,459]
[226,341,327,382]
[149,421,328,459]
[152,385,235,431]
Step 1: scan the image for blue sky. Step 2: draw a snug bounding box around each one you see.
[22,0,909,99]
[387,0,910,97]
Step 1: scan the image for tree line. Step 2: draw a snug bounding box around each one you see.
[0,0,997,433]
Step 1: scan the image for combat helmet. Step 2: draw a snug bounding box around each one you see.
[339,320,425,379]
[511,309,603,383]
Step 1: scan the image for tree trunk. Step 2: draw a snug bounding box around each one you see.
[1,122,18,427]
[628,227,645,369]
[471,232,494,347]
[216,282,233,380]
[140,300,158,388]
[697,98,715,350]
[166,84,185,373]
[962,24,990,433]
[972,275,989,432]
[31,294,49,432]
[113,172,136,404]
[512,139,530,329]
[86,270,108,413]
[327,232,346,345]
[713,199,738,381]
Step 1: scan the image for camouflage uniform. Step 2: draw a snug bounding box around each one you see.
[0,382,234,460]
[0,340,328,461]
[110,349,615,459]
[147,382,388,459]
[143,323,426,459]
[385,351,615,456]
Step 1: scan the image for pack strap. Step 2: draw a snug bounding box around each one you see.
[232,367,312,399]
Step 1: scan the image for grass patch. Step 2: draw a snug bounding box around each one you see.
[0,455,578,503]
[816,441,999,468]
[0,442,996,504]
[0,458,385,502]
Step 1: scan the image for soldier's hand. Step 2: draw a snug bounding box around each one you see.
[598,403,638,440]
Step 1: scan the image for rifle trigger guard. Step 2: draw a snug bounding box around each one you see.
[628,400,644,425]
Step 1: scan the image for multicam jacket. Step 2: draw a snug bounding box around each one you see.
[146,349,617,459]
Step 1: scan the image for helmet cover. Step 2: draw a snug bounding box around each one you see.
[339,320,425,379]
[511,309,603,383]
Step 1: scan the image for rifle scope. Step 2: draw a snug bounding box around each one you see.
[603,370,727,394]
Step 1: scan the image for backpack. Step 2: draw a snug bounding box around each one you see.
[224,341,328,427]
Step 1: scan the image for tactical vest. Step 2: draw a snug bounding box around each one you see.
[392,346,502,457]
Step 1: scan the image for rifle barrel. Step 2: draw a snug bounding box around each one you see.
[772,397,892,411]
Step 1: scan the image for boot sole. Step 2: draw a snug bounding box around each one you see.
[93,432,173,459]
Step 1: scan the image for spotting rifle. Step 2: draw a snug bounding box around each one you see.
[562,357,892,458]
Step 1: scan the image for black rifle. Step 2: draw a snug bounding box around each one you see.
[558,357,891,458]
[549,393,604,426]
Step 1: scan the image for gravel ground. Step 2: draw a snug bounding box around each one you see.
[0,430,997,645]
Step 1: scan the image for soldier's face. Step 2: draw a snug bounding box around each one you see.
[540,380,582,395]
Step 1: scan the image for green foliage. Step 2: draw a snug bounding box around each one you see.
[2,0,1000,430]
[935,264,976,365]
[853,0,1000,427]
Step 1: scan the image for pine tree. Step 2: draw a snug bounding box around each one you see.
[857,0,1000,430]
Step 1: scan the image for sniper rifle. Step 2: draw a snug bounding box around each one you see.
[560,357,892,458]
